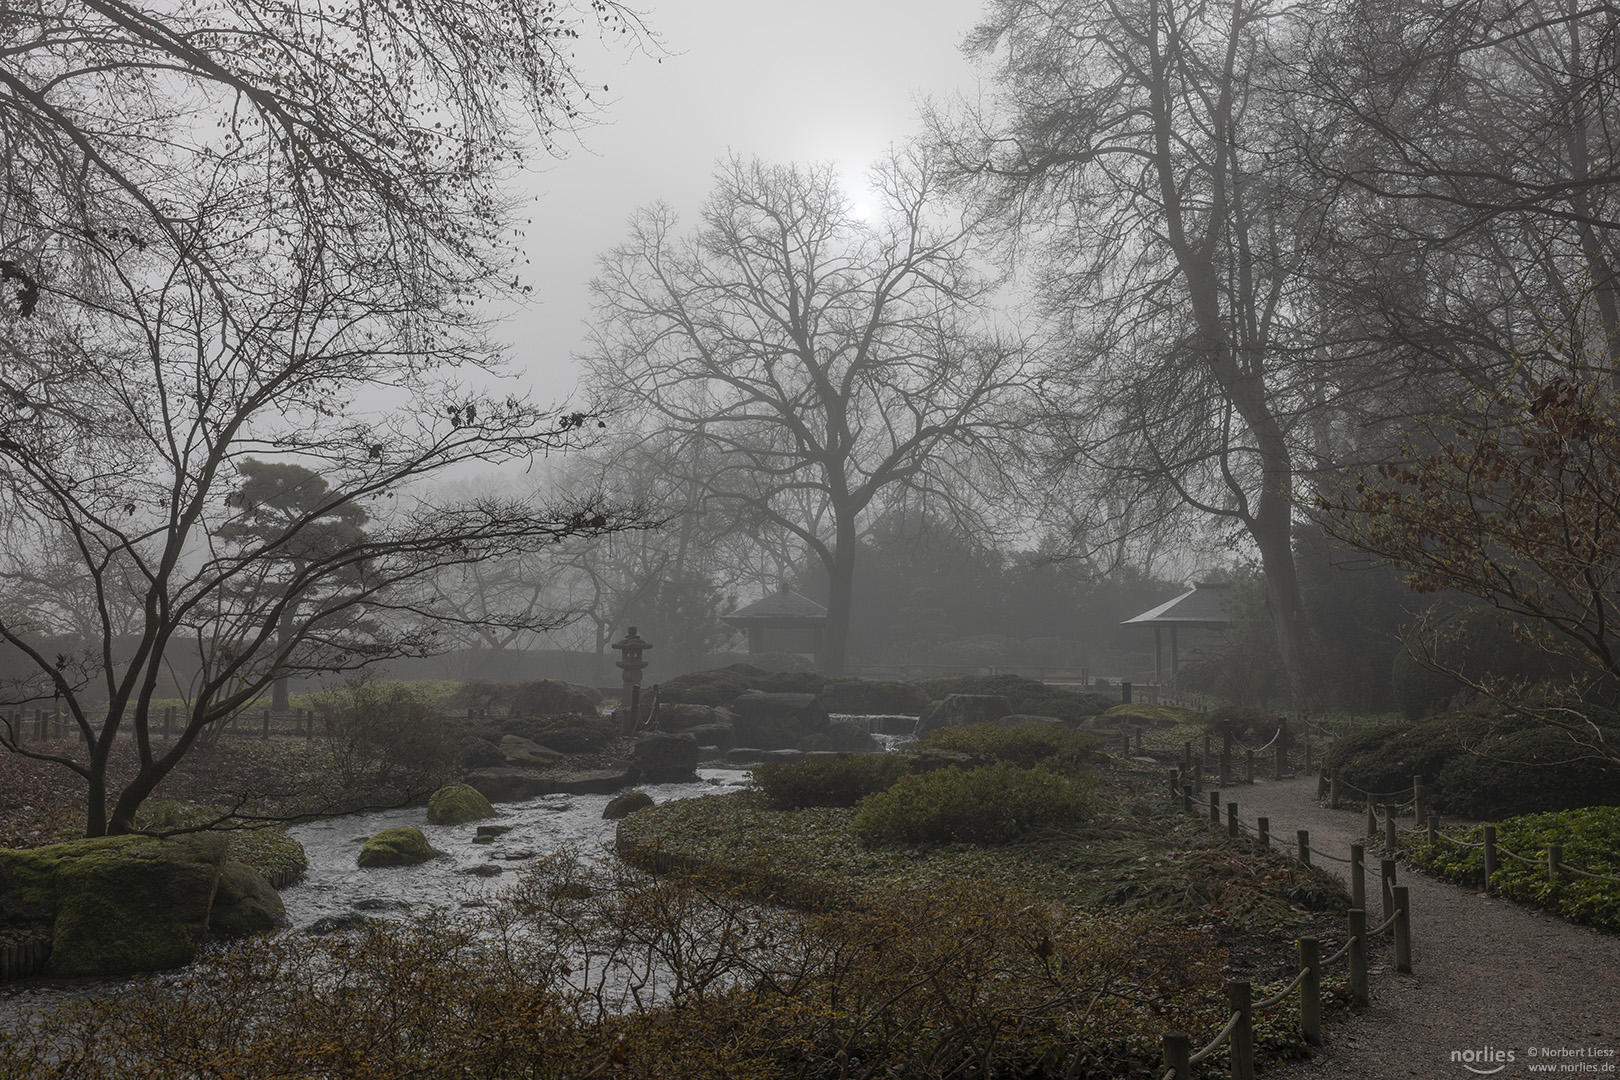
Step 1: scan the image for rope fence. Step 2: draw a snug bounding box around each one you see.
[1160,772,1411,1079]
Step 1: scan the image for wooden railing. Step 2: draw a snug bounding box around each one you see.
[1158,772,1413,1079]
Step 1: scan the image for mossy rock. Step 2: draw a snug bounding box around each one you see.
[209,860,288,937]
[509,679,602,717]
[661,669,752,706]
[502,713,617,754]
[357,828,438,868]
[427,783,496,825]
[822,679,931,715]
[0,834,231,978]
[603,790,655,819]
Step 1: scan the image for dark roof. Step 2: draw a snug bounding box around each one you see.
[1120,582,1233,628]
[723,587,828,624]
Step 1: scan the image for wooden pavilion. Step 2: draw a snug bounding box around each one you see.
[1120,581,1233,682]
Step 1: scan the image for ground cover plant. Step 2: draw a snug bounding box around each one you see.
[1412,806,1620,932]
[1321,711,1620,819]
[920,719,1099,772]
[852,762,1096,845]
[0,858,1243,1079]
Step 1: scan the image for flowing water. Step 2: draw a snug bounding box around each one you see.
[281,767,752,930]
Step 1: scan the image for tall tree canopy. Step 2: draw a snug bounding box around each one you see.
[585,154,1029,674]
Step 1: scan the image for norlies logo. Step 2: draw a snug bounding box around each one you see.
[1454,1047,1517,1075]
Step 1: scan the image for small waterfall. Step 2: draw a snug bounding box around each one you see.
[829,713,919,737]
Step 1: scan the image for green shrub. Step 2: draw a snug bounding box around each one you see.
[1322,712,1620,818]
[920,721,1098,775]
[852,763,1096,846]
[915,673,1113,722]
[1413,806,1620,931]
[754,754,913,809]
[659,670,751,706]
[510,680,601,717]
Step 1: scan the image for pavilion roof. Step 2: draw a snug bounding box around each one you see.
[1120,582,1233,629]
[722,586,828,625]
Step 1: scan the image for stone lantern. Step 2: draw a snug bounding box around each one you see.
[610,625,651,713]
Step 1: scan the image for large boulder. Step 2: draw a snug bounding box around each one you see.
[509,679,602,717]
[427,783,496,825]
[357,828,438,868]
[602,790,655,820]
[729,692,830,750]
[822,680,930,716]
[209,861,288,937]
[654,703,735,731]
[504,713,619,755]
[683,722,734,754]
[798,721,878,752]
[0,834,231,977]
[915,694,1015,736]
[465,764,637,802]
[631,732,700,782]
[497,734,564,769]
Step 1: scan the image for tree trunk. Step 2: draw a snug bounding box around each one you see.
[820,515,859,675]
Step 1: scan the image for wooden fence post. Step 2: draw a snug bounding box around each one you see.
[1381,858,1397,937]
[1548,842,1563,884]
[1257,816,1269,849]
[1316,769,1327,800]
[1329,769,1340,809]
[1161,1032,1191,1080]
[1229,980,1255,1080]
[1365,798,1377,837]
[1350,842,1365,913]
[1182,784,1194,815]
[1184,740,1193,775]
[1195,756,1205,795]
[1483,824,1498,895]
[1393,885,1412,974]
[1384,804,1398,852]
[1210,790,1221,823]
[1348,908,1369,1006]
[1297,829,1311,866]
[1427,813,1438,847]
[1227,802,1239,838]
[1298,937,1322,1045]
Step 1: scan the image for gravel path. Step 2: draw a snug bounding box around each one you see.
[1216,774,1620,1079]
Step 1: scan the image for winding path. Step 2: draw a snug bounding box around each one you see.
[1219,774,1620,1079]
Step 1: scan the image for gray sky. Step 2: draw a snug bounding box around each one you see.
[497,0,994,400]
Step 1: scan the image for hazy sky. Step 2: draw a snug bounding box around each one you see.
[499,0,994,399]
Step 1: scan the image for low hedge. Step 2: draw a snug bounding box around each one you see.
[754,755,914,810]
[1321,711,1620,820]
[1413,806,1620,931]
[915,674,1113,722]
[920,721,1099,775]
[852,763,1096,846]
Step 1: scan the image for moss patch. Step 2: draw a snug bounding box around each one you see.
[357,827,437,868]
[426,783,496,825]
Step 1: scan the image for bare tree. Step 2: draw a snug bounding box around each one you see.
[0,0,655,836]
[929,0,1375,707]
[585,154,1030,673]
